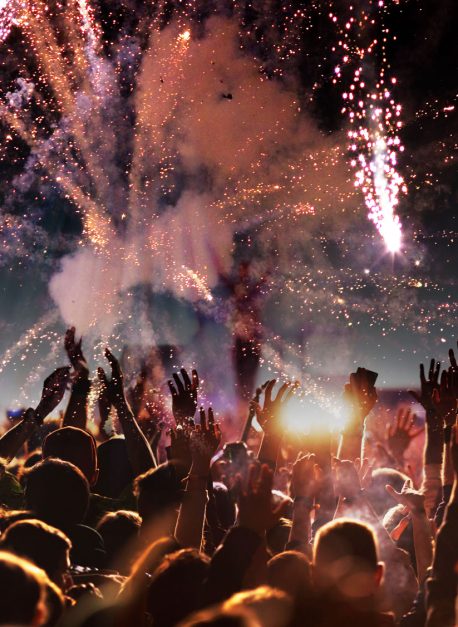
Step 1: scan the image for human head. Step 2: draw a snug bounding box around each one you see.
[267,551,312,600]
[25,458,90,529]
[0,550,49,625]
[146,549,210,627]
[313,518,383,602]
[266,517,292,556]
[96,510,141,573]
[365,467,411,516]
[95,436,134,498]
[223,586,293,627]
[120,536,180,602]
[43,427,99,487]
[134,462,183,524]
[179,606,260,627]
[0,518,71,587]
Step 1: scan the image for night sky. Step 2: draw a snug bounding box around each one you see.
[0,0,456,419]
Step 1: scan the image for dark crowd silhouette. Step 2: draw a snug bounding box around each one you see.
[0,325,457,627]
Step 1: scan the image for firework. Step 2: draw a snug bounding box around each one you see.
[331,0,406,253]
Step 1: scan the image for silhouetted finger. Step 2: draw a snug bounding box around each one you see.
[419,364,426,386]
[264,379,276,404]
[200,406,207,431]
[449,349,457,371]
[192,369,199,390]
[208,406,215,425]
[275,382,290,404]
[173,373,185,393]
[181,368,192,390]
[168,380,178,397]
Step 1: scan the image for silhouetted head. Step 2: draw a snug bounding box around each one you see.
[134,462,183,523]
[95,436,134,498]
[267,551,312,600]
[0,518,71,587]
[313,518,383,603]
[96,510,141,573]
[223,586,293,627]
[43,427,99,487]
[266,517,292,555]
[0,550,49,625]
[146,549,210,627]
[179,606,260,627]
[365,467,411,516]
[24,458,90,529]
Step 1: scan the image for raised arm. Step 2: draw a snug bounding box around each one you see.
[426,417,458,627]
[101,348,156,476]
[338,369,377,461]
[385,483,434,584]
[410,359,443,518]
[204,464,287,605]
[0,367,69,462]
[62,327,91,430]
[254,379,295,470]
[287,453,322,555]
[175,407,221,550]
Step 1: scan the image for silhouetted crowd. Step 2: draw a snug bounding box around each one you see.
[0,326,457,627]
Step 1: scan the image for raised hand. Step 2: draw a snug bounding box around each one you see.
[168,368,199,426]
[35,367,71,422]
[344,370,377,427]
[290,453,322,501]
[432,370,457,426]
[333,458,362,500]
[409,359,440,411]
[100,348,126,407]
[64,327,88,378]
[385,481,426,516]
[96,366,114,435]
[252,379,296,435]
[236,464,289,535]
[190,407,222,474]
[127,365,148,419]
[387,408,424,464]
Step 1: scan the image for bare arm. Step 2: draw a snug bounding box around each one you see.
[255,379,295,471]
[175,408,221,550]
[0,410,37,462]
[0,367,69,462]
[62,327,90,430]
[102,349,156,476]
[287,453,320,554]
[338,369,377,462]
[426,419,458,627]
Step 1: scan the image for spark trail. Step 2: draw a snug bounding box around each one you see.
[331,0,405,253]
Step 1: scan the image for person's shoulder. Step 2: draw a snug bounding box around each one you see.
[378,611,396,627]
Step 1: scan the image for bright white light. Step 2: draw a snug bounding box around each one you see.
[371,136,402,253]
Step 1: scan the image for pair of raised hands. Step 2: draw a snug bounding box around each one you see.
[30,326,88,421]
[32,327,126,423]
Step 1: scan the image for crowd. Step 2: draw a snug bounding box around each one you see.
[0,326,457,627]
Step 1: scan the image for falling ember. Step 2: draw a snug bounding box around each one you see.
[331,0,406,253]
[179,30,191,42]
